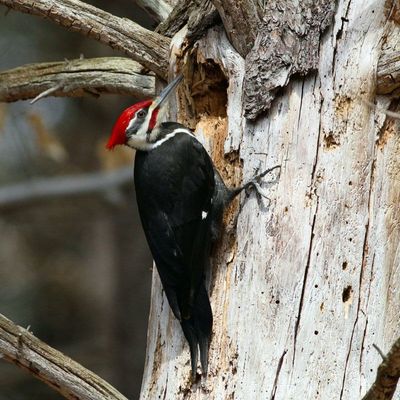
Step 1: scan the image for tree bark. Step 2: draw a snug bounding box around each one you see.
[140,1,400,399]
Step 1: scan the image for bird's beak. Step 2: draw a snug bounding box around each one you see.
[152,74,183,110]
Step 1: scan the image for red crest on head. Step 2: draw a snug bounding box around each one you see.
[106,100,153,150]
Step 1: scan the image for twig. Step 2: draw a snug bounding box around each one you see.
[0,57,155,103]
[362,337,400,400]
[0,0,170,78]
[364,100,400,120]
[0,313,129,400]
[30,82,65,104]
[0,167,133,208]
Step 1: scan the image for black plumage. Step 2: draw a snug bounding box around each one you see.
[135,123,217,378]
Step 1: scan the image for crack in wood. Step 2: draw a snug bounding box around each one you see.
[270,349,288,400]
[293,196,319,366]
[340,182,373,399]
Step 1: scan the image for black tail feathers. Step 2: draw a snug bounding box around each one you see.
[180,284,212,380]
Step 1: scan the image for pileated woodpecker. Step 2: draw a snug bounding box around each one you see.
[107,75,279,379]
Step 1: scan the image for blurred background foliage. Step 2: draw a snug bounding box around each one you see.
[0,1,155,398]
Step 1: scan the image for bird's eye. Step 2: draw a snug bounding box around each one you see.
[137,110,146,118]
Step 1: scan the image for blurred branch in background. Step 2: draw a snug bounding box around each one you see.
[0,313,129,400]
[0,57,155,103]
[0,167,132,208]
[134,0,172,23]
[0,0,171,78]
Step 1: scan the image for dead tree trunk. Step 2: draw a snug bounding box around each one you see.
[1,0,400,399]
[140,1,400,399]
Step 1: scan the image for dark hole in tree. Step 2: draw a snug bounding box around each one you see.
[342,285,352,302]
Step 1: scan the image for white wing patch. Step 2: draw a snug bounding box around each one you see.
[202,211,208,220]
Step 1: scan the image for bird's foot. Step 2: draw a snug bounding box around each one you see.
[233,164,280,203]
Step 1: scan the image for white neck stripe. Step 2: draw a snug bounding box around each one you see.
[146,128,196,150]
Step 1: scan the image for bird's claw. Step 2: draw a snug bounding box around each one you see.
[244,164,281,206]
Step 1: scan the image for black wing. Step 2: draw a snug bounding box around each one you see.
[135,129,214,315]
[134,128,214,376]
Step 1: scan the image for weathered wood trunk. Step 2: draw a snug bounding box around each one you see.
[140,1,400,399]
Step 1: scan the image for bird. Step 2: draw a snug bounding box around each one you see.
[106,74,279,380]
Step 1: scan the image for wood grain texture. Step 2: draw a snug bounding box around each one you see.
[0,313,128,400]
[0,57,155,102]
[377,15,400,96]
[243,0,335,119]
[140,1,400,398]
[0,0,170,78]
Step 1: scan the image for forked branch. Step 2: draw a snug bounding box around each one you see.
[0,57,155,103]
[0,313,128,400]
[0,0,170,78]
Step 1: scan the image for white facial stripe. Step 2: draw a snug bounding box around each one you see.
[126,114,137,131]
[127,128,195,151]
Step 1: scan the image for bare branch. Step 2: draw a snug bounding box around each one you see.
[135,0,172,23]
[0,167,132,208]
[362,337,400,400]
[0,0,170,78]
[0,313,129,400]
[0,57,155,103]
[210,0,261,57]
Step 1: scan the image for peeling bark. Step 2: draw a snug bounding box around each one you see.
[243,0,335,119]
